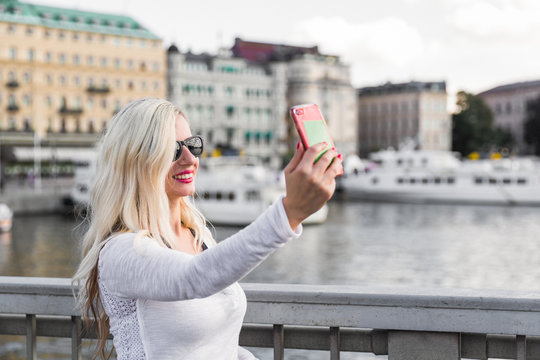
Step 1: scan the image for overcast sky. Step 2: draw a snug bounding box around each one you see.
[31,0,540,110]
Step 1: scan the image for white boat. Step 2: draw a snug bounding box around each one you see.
[0,203,13,232]
[71,155,328,225]
[194,157,328,226]
[341,148,540,205]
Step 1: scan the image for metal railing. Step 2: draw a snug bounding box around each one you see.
[1,276,540,359]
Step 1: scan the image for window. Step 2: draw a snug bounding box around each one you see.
[87,56,94,66]
[9,47,16,60]
[23,72,31,83]
[73,55,80,66]
[27,49,34,61]
[7,24,16,34]
[45,52,52,63]
[101,57,108,67]
[59,53,66,65]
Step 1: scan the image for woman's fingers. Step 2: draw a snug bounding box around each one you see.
[284,141,305,174]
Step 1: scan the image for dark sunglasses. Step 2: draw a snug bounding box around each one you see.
[173,135,204,161]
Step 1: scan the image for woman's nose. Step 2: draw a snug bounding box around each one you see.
[180,145,197,162]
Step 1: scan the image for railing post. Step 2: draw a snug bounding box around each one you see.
[330,326,340,360]
[71,316,82,360]
[273,324,284,360]
[26,314,36,360]
[516,335,526,360]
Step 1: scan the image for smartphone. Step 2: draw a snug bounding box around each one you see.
[290,103,334,162]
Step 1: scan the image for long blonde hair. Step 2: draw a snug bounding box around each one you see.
[72,98,210,358]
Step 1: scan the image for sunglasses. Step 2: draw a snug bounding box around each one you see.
[173,135,204,162]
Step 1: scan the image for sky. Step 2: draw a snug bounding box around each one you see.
[30,0,540,110]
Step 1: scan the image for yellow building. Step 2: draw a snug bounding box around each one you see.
[0,0,165,146]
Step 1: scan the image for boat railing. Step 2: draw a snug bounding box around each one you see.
[1,276,540,359]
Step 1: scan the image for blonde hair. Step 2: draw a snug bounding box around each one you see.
[72,98,211,358]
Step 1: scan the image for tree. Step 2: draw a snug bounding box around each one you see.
[524,95,540,155]
[452,91,500,156]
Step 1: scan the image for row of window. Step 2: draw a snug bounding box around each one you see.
[4,48,161,71]
[180,62,266,76]
[1,71,162,91]
[0,115,107,133]
[183,104,273,121]
[381,177,529,186]
[1,93,128,111]
[5,24,160,48]
[360,100,446,116]
[179,84,272,99]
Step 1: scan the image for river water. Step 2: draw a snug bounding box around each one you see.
[1,198,540,359]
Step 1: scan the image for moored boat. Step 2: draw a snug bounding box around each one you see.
[341,148,540,205]
[0,203,13,232]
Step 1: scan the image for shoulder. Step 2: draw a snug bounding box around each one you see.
[100,232,162,261]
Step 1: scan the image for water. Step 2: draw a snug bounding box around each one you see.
[1,199,540,359]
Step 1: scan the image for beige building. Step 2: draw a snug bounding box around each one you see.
[357,81,451,156]
[0,0,165,147]
[478,80,540,154]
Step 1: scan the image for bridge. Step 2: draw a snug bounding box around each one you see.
[1,276,540,359]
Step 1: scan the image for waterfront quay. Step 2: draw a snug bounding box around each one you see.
[1,276,540,360]
[0,178,73,215]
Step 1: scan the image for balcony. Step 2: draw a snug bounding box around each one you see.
[1,277,540,359]
[58,106,83,115]
[86,85,110,94]
[6,103,19,112]
[5,80,19,88]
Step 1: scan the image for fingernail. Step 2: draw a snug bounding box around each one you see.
[323,142,328,146]
[337,154,343,160]
[331,147,336,151]
[297,141,300,150]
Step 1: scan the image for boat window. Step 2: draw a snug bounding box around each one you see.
[422,178,429,184]
[193,192,199,199]
[517,178,527,185]
[396,159,403,166]
[434,177,441,184]
[228,192,235,201]
[203,191,210,199]
[475,177,483,184]
[503,178,512,185]
[216,192,222,200]
[421,158,428,167]
[246,190,260,200]
[353,168,359,176]
[371,177,379,185]
[409,178,416,184]
[397,178,404,184]
[447,177,455,184]
[489,178,497,185]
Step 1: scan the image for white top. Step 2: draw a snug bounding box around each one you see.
[98,197,301,360]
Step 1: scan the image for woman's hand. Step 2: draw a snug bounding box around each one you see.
[282,142,344,229]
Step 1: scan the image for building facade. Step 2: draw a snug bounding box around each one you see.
[357,81,451,157]
[167,46,287,165]
[0,0,165,147]
[167,38,357,165]
[478,80,540,154]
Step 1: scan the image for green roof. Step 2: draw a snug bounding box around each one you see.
[0,0,160,39]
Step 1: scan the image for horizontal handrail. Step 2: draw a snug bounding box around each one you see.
[2,276,540,359]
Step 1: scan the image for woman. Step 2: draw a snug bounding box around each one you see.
[73,98,342,359]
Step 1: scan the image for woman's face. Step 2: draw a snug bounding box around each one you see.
[165,114,199,200]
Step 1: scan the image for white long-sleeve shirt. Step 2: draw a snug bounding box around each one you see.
[98,198,301,359]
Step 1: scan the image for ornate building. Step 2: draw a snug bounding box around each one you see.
[167,38,357,165]
[0,0,165,148]
[357,81,451,156]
